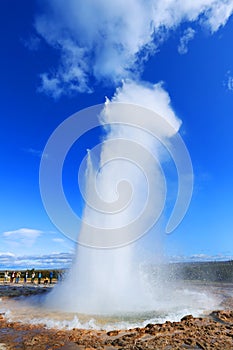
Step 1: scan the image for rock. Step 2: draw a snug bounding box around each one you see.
[184,338,195,346]
[0,344,8,350]
[145,323,154,329]
[196,340,207,349]
[181,315,194,322]
[106,330,119,336]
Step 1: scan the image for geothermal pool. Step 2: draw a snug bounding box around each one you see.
[1,281,229,331]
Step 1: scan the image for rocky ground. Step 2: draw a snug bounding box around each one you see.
[0,284,49,298]
[0,284,232,349]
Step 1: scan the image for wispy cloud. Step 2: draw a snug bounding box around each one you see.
[0,252,74,270]
[226,70,233,91]
[52,238,65,243]
[33,0,233,98]
[21,35,41,51]
[1,228,75,258]
[3,228,43,247]
[0,251,231,270]
[169,253,233,263]
[23,148,48,159]
[38,43,92,99]
[178,28,195,55]
[204,0,233,32]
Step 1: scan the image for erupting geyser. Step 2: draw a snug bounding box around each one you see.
[42,81,194,315]
[33,0,233,326]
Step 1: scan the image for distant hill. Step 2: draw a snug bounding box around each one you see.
[157,260,233,283]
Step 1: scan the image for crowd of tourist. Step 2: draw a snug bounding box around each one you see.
[1,270,62,285]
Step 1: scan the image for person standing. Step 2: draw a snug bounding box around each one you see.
[11,271,15,283]
[4,271,9,284]
[24,271,28,283]
[31,271,35,284]
[15,272,21,283]
[49,271,53,284]
[38,271,42,285]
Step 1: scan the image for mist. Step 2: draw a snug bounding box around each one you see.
[45,81,187,314]
[37,0,233,318]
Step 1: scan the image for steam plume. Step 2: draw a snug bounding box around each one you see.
[35,0,233,97]
[38,1,232,317]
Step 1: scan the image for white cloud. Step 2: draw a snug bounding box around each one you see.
[3,228,43,248]
[169,253,233,262]
[23,148,49,159]
[0,251,231,269]
[3,228,42,238]
[1,228,75,258]
[38,42,92,98]
[0,252,74,270]
[178,27,195,54]
[52,238,65,243]
[0,252,15,258]
[34,0,233,97]
[204,0,233,32]
[226,71,233,91]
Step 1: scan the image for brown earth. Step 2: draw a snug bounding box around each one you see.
[0,284,232,349]
[0,284,49,298]
[0,310,233,349]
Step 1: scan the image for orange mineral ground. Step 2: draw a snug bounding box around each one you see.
[0,283,232,349]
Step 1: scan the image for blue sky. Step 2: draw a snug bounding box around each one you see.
[1,1,233,268]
